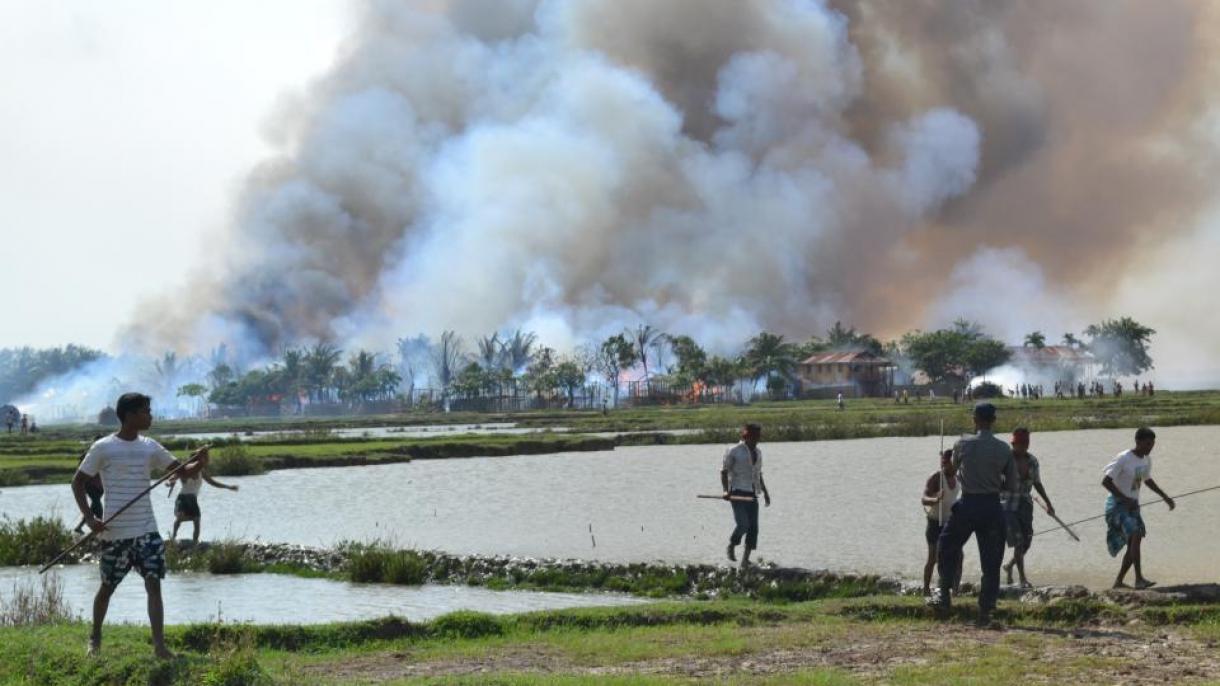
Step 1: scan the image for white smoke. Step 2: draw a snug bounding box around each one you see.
[928,246,1082,345]
[129,0,980,359]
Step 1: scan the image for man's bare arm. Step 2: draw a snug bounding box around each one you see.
[921,475,941,507]
[759,474,771,505]
[1033,482,1054,514]
[169,447,210,479]
[1144,478,1175,510]
[1101,476,1137,508]
[202,472,238,490]
[71,472,103,532]
[720,469,730,495]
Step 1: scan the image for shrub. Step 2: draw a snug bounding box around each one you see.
[209,444,266,476]
[428,611,504,639]
[972,381,1003,399]
[0,515,75,566]
[0,469,30,487]
[206,542,251,575]
[383,551,427,585]
[346,546,388,583]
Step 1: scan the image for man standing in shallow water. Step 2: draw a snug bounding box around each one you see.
[721,423,771,569]
[1102,427,1174,589]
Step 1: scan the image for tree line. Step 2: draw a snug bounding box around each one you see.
[1,317,1156,411]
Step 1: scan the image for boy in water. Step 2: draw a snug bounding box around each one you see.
[166,468,239,543]
[71,392,209,658]
[1102,427,1174,589]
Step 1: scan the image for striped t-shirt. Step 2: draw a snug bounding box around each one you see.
[78,434,178,540]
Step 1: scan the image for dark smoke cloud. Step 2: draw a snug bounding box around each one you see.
[125,0,1219,365]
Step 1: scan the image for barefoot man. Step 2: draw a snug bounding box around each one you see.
[721,423,771,569]
[921,449,962,597]
[71,392,210,658]
[1102,427,1175,589]
[1002,428,1057,588]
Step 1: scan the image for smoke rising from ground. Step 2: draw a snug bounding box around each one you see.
[125,0,1216,371]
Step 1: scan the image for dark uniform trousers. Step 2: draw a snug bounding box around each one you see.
[937,493,1006,611]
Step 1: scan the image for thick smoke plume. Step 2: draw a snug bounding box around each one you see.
[126,0,1217,365]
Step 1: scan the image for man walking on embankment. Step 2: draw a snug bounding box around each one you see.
[931,402,1020,627]
[1103,427,1174,589]
[721,423,771,569]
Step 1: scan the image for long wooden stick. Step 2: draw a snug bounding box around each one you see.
[697,494,758,503]
[1033,495,1079,542]
[39,447,207,574]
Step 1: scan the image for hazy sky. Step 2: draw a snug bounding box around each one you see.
[0,1,353,350]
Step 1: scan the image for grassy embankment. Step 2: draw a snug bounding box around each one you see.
[0,433,614,487]
[5,390,1220,486]
[5,596,1220,684]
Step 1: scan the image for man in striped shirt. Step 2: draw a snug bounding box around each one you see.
[72,392,209,659]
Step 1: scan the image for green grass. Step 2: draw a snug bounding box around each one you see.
[0,433,615,486]
[4,596,1215,685]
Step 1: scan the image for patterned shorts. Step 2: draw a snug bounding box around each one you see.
[99,532,166,587]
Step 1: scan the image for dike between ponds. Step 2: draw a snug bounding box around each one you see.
[63,540,1220,615]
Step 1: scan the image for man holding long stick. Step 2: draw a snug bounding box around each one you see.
[71,392,210,659]
[1102,426,1174,589]
[1002,427,1057,588]
[721,423,771,569]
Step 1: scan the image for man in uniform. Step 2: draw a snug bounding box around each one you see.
[932,402,1020,626]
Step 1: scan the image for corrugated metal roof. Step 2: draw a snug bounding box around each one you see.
[1008,346,1094,363]
[800,350,892,365]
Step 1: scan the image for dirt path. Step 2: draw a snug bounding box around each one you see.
[299,621,1220,684]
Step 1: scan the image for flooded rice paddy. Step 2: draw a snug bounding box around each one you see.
[0,565,643,625]
[4,425,1219,590]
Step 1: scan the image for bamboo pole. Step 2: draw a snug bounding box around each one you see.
[39,447,208,574]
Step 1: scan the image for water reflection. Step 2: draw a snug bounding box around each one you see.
[0,565,642,625]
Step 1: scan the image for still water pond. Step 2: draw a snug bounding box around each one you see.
[4,426,1219,589]
[0,565,642,625]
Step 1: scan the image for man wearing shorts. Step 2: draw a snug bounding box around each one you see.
[72,392,209,658]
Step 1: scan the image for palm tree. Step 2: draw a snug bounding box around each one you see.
[154,352,179,385]
[631,324,664,388]
[499,329,538,373]
[1062,333,1081,349]
[279,348,305,411]
[1024,331,1047,349]
[476,333,501,369]
[433,330,465,404]
[743,332,799,398]
[303,343,342,403]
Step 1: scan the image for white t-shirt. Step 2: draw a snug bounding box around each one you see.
[722,442,762,494]
[178,476,202,495]
[1102,449,1152,501]
[78,434,178,540]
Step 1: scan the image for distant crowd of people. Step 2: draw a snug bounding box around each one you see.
[3,412,37,434]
